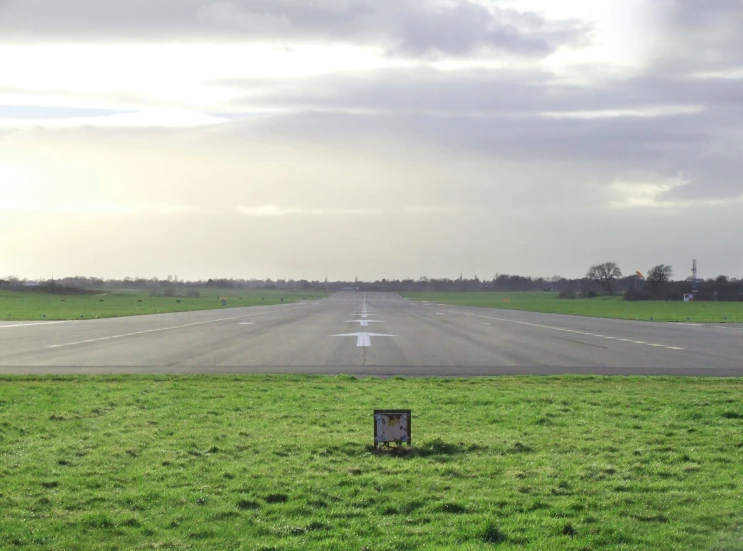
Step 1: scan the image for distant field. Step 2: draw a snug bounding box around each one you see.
[0,289,327,321]
[1,375,742,550]
[402,292,743,323]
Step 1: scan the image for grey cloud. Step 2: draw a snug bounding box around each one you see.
[0,0,585,57]
[378,2,553,57]
[225,68,742,115]
[216,65,742,202]
[650,0,743,73]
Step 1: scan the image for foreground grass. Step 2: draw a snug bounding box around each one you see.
[402,292,743,323]
[0,289,327,321]
[1,376,742,550]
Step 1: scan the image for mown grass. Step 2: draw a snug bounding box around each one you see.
[402,292,743,323]
[0,289,327,321]
[1,375,742,550]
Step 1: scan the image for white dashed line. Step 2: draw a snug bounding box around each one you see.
[425,306,686,351]
[331,332,396,347]
[45,305,306,349]
[0,321,74,329]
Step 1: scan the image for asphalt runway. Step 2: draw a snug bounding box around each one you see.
[0,292,741,376]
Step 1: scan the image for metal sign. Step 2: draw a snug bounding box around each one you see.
[683,294,694,302]
[374,410,411,450]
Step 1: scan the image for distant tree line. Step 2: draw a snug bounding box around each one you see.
[1,266,741,301]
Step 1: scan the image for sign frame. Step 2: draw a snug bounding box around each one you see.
[373,409,412,450]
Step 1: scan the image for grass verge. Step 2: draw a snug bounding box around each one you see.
[0,289,327,321]
[1,375,742,550]
[402,292,743,323]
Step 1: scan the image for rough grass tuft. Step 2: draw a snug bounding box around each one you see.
[479,521,508,544]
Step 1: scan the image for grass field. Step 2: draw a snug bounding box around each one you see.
[402,292,743,323]
[1,375,742,550]
[0,289,327,321]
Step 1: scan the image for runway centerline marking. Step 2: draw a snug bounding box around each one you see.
[426,306,686,351]
[331,332,396,347]
[346,320,382,328]
[45,305,306,349]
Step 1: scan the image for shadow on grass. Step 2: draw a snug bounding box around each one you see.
[358,438,489,459]
[312,438,490,460]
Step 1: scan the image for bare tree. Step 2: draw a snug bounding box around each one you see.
[586,262,622,295]
[647,264,673,289]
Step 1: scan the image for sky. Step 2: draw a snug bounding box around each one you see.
[1,0,741,282]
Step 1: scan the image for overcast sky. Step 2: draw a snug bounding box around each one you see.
[1,0,741,281]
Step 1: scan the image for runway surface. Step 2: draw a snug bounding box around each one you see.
[0,292,741,376]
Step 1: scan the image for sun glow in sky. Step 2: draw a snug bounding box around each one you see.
[1,0,741,280]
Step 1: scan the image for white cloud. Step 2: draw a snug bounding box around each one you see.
[0,109,228,129]
[608,179,743,209]
[539,105,706,120]
[238,205,373,216]
[237,205,455,216]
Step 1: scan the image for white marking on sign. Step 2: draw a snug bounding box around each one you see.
[331,332,396,347]
[238,322,255,325]
[436,313,444,316]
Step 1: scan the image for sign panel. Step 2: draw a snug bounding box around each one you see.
[683,294,694,302]
[374,410,411,449]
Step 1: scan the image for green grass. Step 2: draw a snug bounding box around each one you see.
[402,292,743,323]
[0,289,327,321]
[1,375,743,550]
